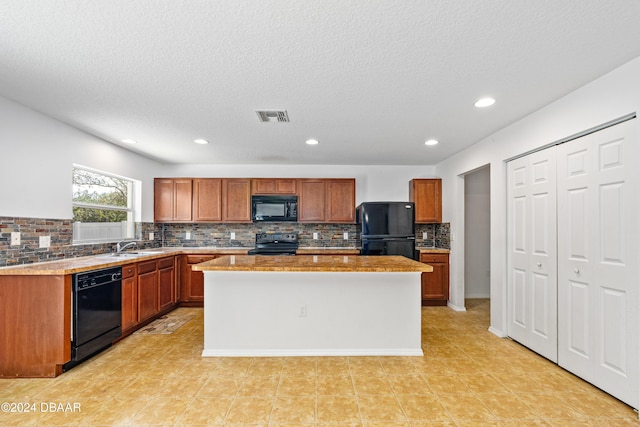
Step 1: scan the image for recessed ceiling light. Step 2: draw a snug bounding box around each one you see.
[425,139,439,146]
[474,97,496,108]
[121,139,137,144]
[305,139,319,145]
[194,139,209,145]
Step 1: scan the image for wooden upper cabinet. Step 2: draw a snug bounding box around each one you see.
[298,179,326,222]
[222,178,251,222]
[410,179,442,223]
[193,179,222,222]
[251,179,297,195]
[298,178,356,223]
[154,178,193,222]
[326,179,356,223]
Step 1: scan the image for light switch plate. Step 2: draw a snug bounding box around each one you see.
[185,231,191,240]
[39,235,51,249]
[313,232,318,240]
[149,232,155,241]
[422,232,428,240]
[11,232,20,246]
[343,232,349,240]
[230,232,236,240]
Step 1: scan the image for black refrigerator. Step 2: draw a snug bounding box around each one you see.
[357,202,416,260]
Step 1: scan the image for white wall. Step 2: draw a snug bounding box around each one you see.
[163,164,437,205]
[435,56,640,335]
[464,165,490,298]
[0,95,437,222]
[0,97,162,222]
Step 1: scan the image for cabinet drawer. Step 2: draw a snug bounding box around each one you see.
[137,260,157,274]
[420,253,449,263]
[186,255,216,264]
[158,257,174,270]
[122,264,137,279]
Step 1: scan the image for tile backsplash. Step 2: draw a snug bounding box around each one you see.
[1,216,450,267]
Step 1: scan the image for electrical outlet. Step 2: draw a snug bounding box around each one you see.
[11,232,20,246]
[149,232,154,241]
[298,304,306,317]
[422,232,428,240]
[39,235,51,249]
[230,232,236,240]
[343,232,349,240]
[313,232,318,239]
[185,231,191,240]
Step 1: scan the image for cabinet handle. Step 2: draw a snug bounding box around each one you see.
[127,269,133,273]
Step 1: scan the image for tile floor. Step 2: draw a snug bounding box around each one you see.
[1,299,638,426]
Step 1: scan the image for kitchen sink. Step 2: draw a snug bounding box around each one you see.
[99,251,162,258]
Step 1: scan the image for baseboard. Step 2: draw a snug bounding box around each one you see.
[465,293,490,298]
[202,348,424,357]
[447,301,466,312]
[488,326,507,338]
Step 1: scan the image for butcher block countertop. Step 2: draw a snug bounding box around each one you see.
[192,255,433,273]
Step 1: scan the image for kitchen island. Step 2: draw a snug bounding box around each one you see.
[192,255,432,357]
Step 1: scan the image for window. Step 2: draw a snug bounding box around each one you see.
[72,166,140,244]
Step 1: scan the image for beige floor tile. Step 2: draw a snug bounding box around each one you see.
[3,300,637,426]
[277,375,315,396]
[395,393,451,422]
[196,375,244,398]
[269,395,315,424]
[132,396,191,425]
[437,393,497,421]
[237,375,280,397]
[175,396,234,425]
[357,394,406,422]
[352,375,394,395]
[316,394,360,423]
[224,396,273,424]
[316,374,355,395]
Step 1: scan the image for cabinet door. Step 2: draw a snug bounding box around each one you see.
[181,255,216,302]
[154,178,174,222]
[158,257,175,311]
[137,260,158,322]
[173,178,193,221]
[121,264,137,331]
[298,179,326,222]
[193,178,222,221]
[252,179,297,195]
[420,254,449,305]
[326,179,356,223]
[154,178,193,222]
[410,179,442,223]
[222,179,251,222]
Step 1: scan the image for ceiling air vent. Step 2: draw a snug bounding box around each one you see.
[256,110,290,123]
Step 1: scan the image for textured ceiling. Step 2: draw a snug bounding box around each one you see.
[2,1,640,165]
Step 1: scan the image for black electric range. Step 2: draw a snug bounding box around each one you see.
[247,232,299,255]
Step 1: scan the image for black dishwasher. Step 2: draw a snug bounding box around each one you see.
[65,266,122,370]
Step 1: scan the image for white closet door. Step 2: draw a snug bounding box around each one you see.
[557,120,638,408]
[507,149,558,362]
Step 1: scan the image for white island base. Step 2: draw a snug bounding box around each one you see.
[201,271,423,357]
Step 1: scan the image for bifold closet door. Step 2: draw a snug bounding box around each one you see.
[507,149,558,363]
[557,119,638,408]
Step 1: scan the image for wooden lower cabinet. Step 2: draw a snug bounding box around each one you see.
[121,264,138,332]
[181,255,217,305]
[137,260,159,323]
[420,253,449,306]
[158,257,176,311]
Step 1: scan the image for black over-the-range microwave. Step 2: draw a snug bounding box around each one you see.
[251,195,298,222]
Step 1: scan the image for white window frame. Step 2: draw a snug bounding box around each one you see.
[72,165,141,245]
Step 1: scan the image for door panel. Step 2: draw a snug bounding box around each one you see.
[557,119,638,408]
[507,150,557,362]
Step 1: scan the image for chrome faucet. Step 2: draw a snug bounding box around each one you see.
[116,240,137,253]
